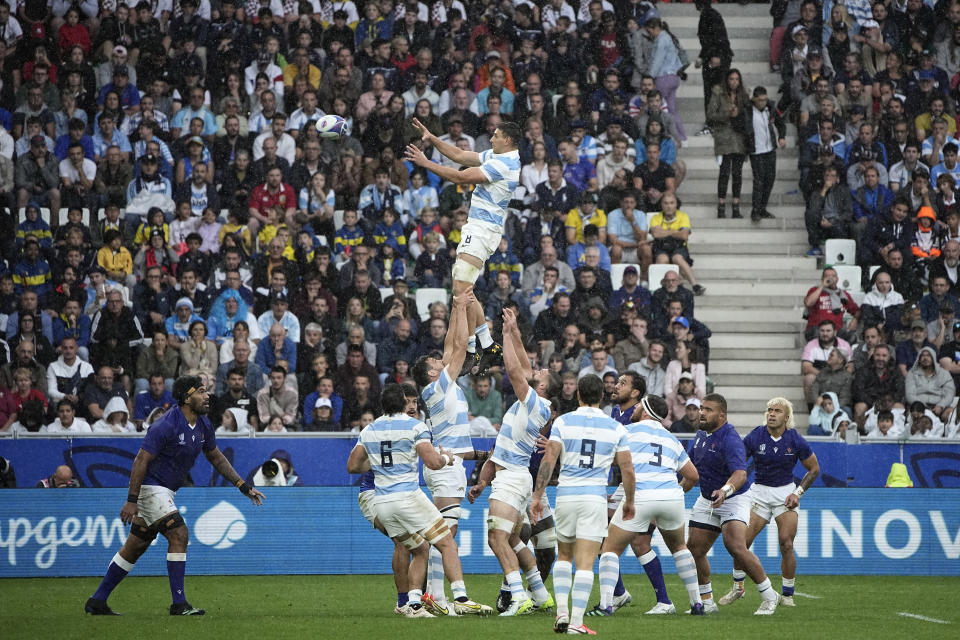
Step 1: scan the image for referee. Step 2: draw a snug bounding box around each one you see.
[85,376,265,616]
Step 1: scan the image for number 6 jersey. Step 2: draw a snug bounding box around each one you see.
[549,407,630,499]
[358,414,433,503]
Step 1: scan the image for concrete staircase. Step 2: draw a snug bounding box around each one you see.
[658,3,813,431]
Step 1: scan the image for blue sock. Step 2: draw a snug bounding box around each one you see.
[782,578,795,596]
[92,553,132,601]
[613,571,626,597]
[167,553,187,604]
[398,591,409,607]
[640,551,670,605]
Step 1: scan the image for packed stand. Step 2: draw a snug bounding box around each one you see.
[770,0,960,439]
[0,0,723,435]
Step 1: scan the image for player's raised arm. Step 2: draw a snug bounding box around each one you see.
[442,291,472,378]
[501,307,531,399]
[405,143,489,185]
[410,117,482,167]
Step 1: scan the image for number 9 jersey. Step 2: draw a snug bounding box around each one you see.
[550,407,630,499]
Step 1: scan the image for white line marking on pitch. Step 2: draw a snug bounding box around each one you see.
[794,592,822,599]
[898,612,951,624]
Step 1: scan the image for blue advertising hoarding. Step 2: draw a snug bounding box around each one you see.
[3,436,960,488]
[0,488,957,577]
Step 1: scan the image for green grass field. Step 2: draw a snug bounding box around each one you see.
[2,574,955,639]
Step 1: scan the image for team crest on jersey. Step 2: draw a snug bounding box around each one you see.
[758,444,766,454]
[178,433,186,445]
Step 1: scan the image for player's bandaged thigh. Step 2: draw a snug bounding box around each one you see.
[452,257,483,284]
[397,532,426,550]
[155,511,186,534]
[421,519,451,545]
[438,503,462,524]
[487,514,520,534]
[130,521,158,542]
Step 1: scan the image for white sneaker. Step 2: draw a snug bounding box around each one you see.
[500,598,534,617]
[420,594,449,617]
[718,583,746,605]
[453,599,493,616]
[394,604,408,615]
[611,590,632,611]
[781,595,795,607]
[644,602,676,615]
[566,623,597,635]
[754,595,780,616]
[404,604,435,618]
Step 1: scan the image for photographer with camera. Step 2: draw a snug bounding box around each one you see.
[36,464,80,488]
[252,449,302,487]
[803,266,860,342]
[0,456,16,488]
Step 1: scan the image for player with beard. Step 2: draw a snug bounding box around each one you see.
[85,376,265,616]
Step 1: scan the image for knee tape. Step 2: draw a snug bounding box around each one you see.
[452,258,482,284]
[423,521,451,545]
[487,515,516,534]
[399,533,425,551]
[130,522,158,543]
[532,526,557,550]
[439,504,461,524]
[512,541,527,554]
[155,512,186,534]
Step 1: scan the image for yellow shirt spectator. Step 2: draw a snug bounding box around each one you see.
[648,210,692,248]
[565,204,607,245]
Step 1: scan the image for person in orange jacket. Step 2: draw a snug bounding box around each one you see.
[911,206,949,278]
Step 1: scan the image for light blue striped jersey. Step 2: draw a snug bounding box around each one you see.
[421,368,472,454]
[491,387,552,472]
[469,149,520,228]
[625,418,690,501]
[358,414,432,500]
[550,407,630,498]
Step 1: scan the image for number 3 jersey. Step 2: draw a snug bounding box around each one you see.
[550,407,630,499]
[358,414,432,503]
[627,419,690,501]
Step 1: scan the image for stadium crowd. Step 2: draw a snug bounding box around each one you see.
[11,0,924,439]
[781,0,960,440]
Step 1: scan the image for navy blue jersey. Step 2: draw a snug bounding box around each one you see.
[688,424,750,500]
[528,423,553,482]
[141,407,216,491]
[743,426,813,487]
[359,470,375,492]
[611,404,636,426]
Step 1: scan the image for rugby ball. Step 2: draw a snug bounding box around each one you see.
[316,114,348,139]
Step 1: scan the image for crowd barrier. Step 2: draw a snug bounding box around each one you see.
[0,488,957,577]
[2,435,960,488]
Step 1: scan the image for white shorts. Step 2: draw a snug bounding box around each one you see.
[358,489,377,526]
[138,484,178,528]
[457,219,502,262]
[423,456,467,499]
[375,490,443,539]
[610,497,686,533]
[555,496,608,543]
[748,483,796,522]
[490,467,532,513]
[689,493,751,532]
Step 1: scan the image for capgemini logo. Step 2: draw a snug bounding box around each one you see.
[194,501,247,550]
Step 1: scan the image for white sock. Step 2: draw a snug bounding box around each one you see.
[598,552,619,609]
[570,569,594,628]
[450,579,467,601]
[553,560,573,617]
[673,549,701,608]
[524,566,550,602]
[467,335,476,354]
[428,547,446,603]
[756,577,778,602]
[732,569,746,583]
[476,322,493,348]
[408,588,423,605]
[506,570,525,599]
[700,582,713,600]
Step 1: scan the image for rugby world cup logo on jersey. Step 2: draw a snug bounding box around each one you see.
[194,501,247,550]
[178,433,186,446]
[758,444,766,455]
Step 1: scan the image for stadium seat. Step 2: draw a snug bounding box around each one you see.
[333,210,344,230]
[610,263,640,288]
[869,265,880,280]
[647,264,679,292]
[58,208,93,226]
[415,288,448,321]
[18,207,51,226]
[832,265,863,294]
[825,239,857,266]
[379,287,394,302]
